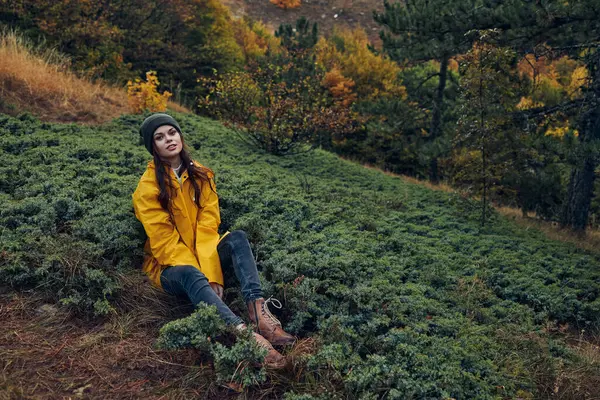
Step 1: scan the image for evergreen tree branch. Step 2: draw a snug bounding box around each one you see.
[416,72,441,90]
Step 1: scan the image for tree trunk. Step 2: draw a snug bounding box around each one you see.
[560,106,599,232]
[429,56,448,183]
[560,49,600,232]
[482,144,487,226]
[561,156,597,231]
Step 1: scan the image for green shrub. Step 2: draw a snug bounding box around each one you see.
[156,303,227,351]
[212,330,267,387]
[157,304,266,387]
[1,112,599,396]
[0,113,143,315]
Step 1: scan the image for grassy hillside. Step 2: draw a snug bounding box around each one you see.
[1,111,599,398]
[0,30,187,125]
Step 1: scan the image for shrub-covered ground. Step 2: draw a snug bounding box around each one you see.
[1,112,599,399]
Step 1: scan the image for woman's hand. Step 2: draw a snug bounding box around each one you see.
[210,282,224,299]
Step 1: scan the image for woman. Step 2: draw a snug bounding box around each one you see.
[132,113,295,368]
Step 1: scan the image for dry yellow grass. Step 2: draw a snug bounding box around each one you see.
[495,205,600,253]
[0,29,127,124]
[345,157,600,254]
[167,100,191,114]
[0,29,189,124]
[395,173,456,194]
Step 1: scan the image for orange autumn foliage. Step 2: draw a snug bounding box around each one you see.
[513,51,588,138]
[322,68,357,107]
[315,28,406,101]
[232,19,281,61]
[270,0,301,9]
[448,58,459,72]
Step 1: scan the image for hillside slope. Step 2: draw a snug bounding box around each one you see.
[0,30,188,125]
[222,0,385,43]
[1,112,599,398]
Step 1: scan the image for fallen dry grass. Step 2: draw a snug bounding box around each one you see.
[493,325,600,400]
[556,330,600,399]
[0,272,222,399]
[495,205,600,254]
[166,101,190,115]
[0,29,189,125]
[0,270,316,399]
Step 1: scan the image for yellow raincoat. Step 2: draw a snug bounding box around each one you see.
[132,160,226,290]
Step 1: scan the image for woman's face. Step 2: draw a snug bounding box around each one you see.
[153,125,182,160]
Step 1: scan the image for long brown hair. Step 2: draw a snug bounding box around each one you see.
[152,135,215,219]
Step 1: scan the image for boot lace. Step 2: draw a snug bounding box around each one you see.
[262,297,283,327]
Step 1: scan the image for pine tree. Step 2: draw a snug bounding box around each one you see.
[455,31,521,226]
[374,0,491,182]
[275,17,318,53]
[560,52,600,231]
[496,0,600,231]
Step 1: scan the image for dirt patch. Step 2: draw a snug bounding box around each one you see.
[0,280,229,399]
[223,0,386,44]
[0,271,316,399]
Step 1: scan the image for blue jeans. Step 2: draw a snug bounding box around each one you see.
[159,230,263,325]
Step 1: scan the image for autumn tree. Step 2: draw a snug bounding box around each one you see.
[232,18,281,62]
[495,0,600,231]
[202,17,361,153]
[199,63,359,155]
[313,27,418,171]
[321,68,357,108]
[127,71,172,113]
[1,0,245,102]
[314,28,406,101]
[270,0,301,10]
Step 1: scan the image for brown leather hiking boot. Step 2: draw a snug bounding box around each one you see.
[247,297,296,347]
[252,332,286,369]
[235,323,286,369]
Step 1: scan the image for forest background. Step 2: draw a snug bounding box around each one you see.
[1,0,599,232]
[1,0,600,398]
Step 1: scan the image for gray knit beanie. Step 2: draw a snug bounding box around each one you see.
[139,113,182,154]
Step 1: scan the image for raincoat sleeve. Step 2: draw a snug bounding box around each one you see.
[195,177,224,285]
[132,183,200,269]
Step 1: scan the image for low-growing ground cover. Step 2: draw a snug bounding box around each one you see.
[1,112,599,398]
